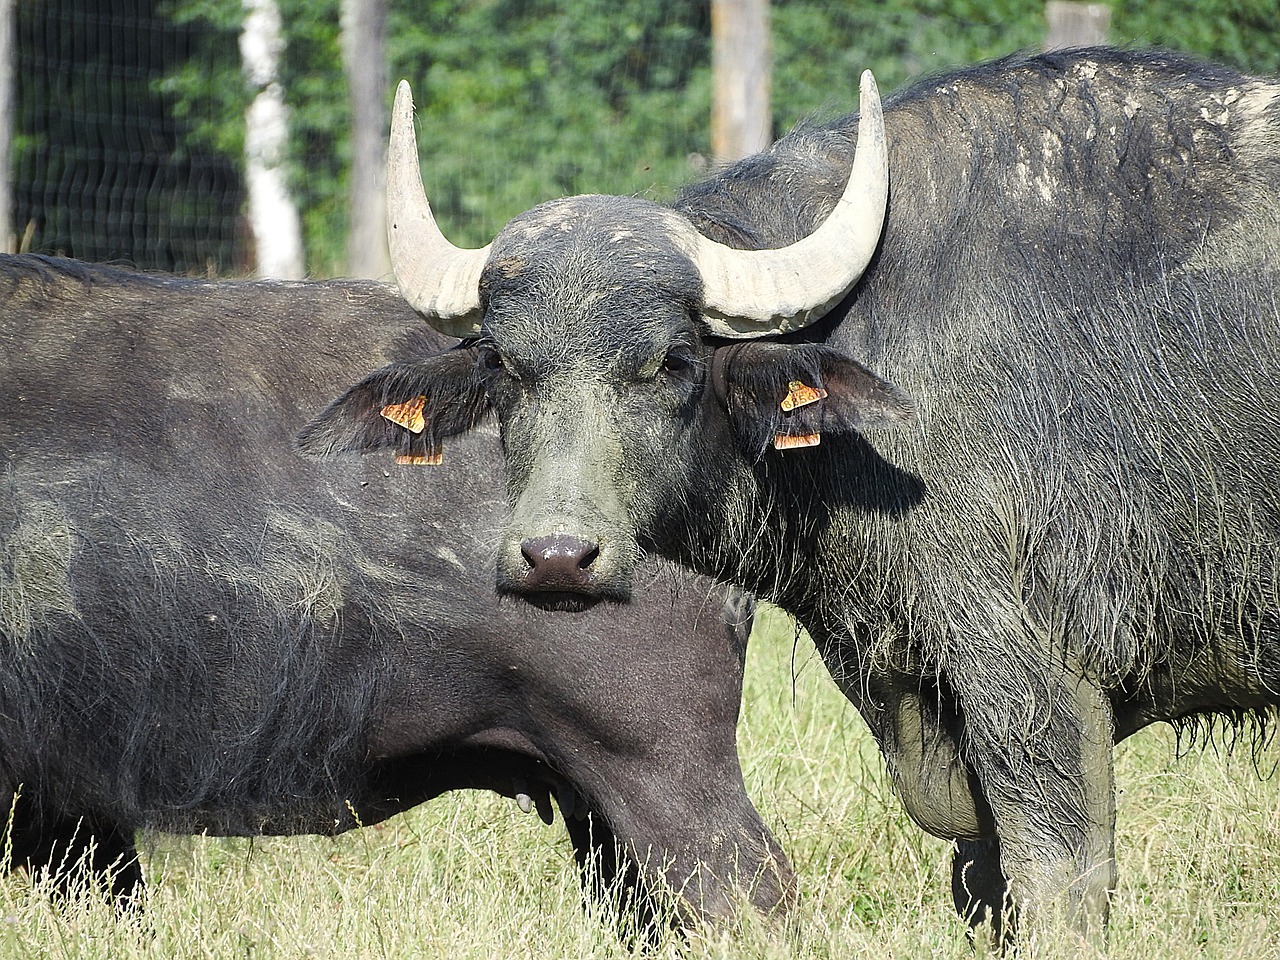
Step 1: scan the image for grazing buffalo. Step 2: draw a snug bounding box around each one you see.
[0,253,792,927]
[303,47,1280,940]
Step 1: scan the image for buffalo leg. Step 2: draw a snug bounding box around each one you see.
[562,809,660,941]
[948,640,1117,941]
[952,836,1015,945]
[4,794,142,904]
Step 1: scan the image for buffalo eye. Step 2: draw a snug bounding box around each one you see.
[478,347,506,374]
[660,349,695,378]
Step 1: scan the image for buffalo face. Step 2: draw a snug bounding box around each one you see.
[301,196,719,607]
[300,224,911,609]
[475,197,711,608]
[302,71,910,607]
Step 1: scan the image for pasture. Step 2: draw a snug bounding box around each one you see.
[2,607,1276,959]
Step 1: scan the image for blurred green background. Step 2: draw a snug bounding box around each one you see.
[8,0,1280,274]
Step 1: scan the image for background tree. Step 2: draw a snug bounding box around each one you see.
[241,0,304,278]
[712,0,771,162]
[341,0,390,279]
[10,0,1280,275]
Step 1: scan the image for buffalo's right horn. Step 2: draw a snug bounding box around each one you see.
[387,80,489,337]
[673,70,890,338]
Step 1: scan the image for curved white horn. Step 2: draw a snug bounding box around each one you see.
[678,70,890,338]
[387,80,490,337]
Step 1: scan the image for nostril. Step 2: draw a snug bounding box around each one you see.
[519,534,601,587]
[521,534,598,566]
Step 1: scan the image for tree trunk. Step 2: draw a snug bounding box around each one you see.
[341,0,390,279]
[1044,1,1112,50]
[0,0,13,253]
[711,0,771,164]
[240,0,304,279]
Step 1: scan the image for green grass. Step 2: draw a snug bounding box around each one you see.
[2,606,1278,958]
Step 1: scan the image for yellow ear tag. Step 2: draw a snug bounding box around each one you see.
[774,432,821,451]
[395,451,443,466]
[380,395,427,434]
[780,380,827,412]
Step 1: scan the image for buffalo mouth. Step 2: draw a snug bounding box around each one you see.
[496,571,632,613]
[498,580,635,613]
[512,589,603,613]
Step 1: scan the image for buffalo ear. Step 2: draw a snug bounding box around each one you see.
[712,342,913,458]
[296,346,489,461]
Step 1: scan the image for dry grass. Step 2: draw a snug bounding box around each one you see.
[1,606,1277,958]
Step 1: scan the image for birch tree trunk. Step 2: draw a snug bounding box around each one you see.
[1,0,14,253]
[241,0,304,279]
[341,0,390,279]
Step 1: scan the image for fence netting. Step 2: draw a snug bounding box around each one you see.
[13,0,241,274]
[7,0,1277,278]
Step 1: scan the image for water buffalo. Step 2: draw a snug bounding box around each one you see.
[303,46,1280,940]
[0,253,792,927]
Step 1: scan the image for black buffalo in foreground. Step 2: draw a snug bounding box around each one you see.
[0,254,792,928]
[303,47,1280,942]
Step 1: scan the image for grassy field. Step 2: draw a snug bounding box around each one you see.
[2,606,1278,959]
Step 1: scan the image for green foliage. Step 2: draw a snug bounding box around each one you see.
[1113,0,1280,74]
[11,0,241,271]
[159,0,352,273]
[45,0,1280,273]
[385,0,712,248]
[773,1,1280,132]
[156,0,711,269]
[770,1,1044,129]
[155,0,243,159]
[279,0,350,275]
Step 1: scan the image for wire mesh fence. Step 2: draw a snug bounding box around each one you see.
[11,0,242,274]
[5,1,1277,278]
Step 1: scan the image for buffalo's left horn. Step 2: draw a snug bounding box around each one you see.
[673,70,890,338]
[387,80,489,336]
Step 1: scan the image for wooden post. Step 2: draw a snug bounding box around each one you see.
[1045,1,1112,50]
[711,0,771,164]
[341,0,390,279]
[0,0,13,253]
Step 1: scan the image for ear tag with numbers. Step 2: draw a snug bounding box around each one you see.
[775,379,826,450]
[773,432,821,451]
[780,380,827,412]
[380,395,440,464]
[380,395,427,434]
[395,451,444,466]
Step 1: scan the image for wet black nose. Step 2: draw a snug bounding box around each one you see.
[520,534,600,591]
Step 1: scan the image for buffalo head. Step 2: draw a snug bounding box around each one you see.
[301,73,913,609]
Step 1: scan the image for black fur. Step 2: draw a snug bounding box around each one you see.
[677,48,1280,937]
[0,254,792,924]
[311,47,1280,940]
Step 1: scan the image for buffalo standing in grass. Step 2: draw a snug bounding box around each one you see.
[304,47,1280,940]
[0,254,792,927]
